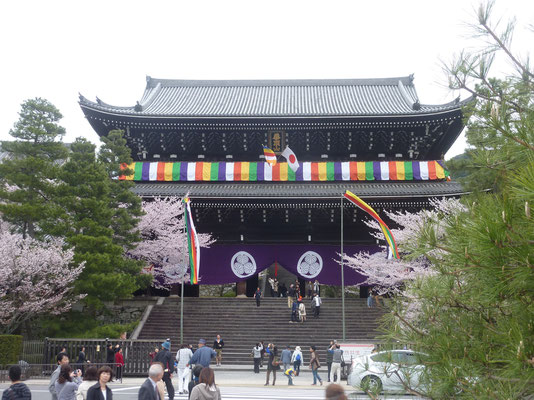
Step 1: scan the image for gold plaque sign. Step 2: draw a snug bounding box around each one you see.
[268,131,286,153]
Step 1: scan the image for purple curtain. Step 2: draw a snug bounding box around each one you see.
[197,244,380,285]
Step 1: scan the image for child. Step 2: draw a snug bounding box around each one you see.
[188,365,203,399]
[284,366,296,386]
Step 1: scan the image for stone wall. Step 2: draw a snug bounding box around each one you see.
[199,284,236,297]
[72,298,159,325]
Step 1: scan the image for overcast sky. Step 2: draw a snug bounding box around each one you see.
[0,0,532,159]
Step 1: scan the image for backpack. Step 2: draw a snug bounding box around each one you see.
[296,353,301,361]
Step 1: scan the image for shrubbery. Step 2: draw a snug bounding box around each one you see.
[41,312,138,339]
[0,335,22,365]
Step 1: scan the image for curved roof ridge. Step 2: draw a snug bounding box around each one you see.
[145,76,415,88]
[419,95,475,109]
[397,80,420,110]
[138,82,162,110]
[79,94,135,110]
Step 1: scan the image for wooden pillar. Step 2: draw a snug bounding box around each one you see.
[236,281,247,297]
[170,284,180,296]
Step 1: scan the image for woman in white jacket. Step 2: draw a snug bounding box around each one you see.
[291,346,303,376]
[76,366,98,400]
[298,301,307,322]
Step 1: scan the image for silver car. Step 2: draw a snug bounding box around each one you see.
[347,349,427,393]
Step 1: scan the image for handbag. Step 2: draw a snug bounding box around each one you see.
[271,357,280,367]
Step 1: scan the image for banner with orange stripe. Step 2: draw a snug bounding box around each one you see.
[120,160,451,182]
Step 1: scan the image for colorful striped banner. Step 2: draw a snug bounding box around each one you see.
[120,160,450,182]
[183,197,200,285]
[343,190,400,259]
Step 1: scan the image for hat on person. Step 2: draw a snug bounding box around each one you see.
[161,341,170,350]
[199,338,206,344]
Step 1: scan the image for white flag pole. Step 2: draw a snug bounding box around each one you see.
[341,196,346,341]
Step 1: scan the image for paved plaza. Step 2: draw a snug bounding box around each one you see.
[0,369,424,400]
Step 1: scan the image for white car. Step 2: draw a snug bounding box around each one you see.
[347,349,428,393]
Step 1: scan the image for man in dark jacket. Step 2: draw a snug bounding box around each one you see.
[154,341,175,400]
[290,301,299,323]
[2,365,31,400]
[287,284,295,308]
[138,363,163,400]
[106,344,119,366]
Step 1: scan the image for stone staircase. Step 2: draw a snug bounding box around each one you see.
[138,297,384,365]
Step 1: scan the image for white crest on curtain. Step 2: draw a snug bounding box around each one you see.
[297,251,323,278]
[231,251,257,278]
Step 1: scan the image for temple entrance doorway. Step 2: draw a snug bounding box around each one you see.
[244,274,259,297]
[246,262,307,298]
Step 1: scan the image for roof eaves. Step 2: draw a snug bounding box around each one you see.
[420,94,475,111]
[130,181,467,199]
[145,76,416,88]
[78,103,465,119]
[79,94,136,112]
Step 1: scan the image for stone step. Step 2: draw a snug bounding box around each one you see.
[138,297,384,365]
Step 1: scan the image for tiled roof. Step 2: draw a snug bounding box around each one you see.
[80,76,470,118]
[132,181,466,199]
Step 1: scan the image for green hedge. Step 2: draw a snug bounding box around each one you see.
[74,321,139,339]
[0,335,22,365]
[41,312,138,339]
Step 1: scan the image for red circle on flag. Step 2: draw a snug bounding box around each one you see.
[289,154,296,163]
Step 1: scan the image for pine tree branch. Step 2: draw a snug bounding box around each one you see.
[392,310,428,338]
[488,374,534,385]
[388,369,433,398]
[480,22,534,80]
[363,389,380,400]
[492,123,534,151]
[479,75,524,112]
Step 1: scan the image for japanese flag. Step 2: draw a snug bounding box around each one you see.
[280,146,300,173]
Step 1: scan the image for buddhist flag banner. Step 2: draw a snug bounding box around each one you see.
[262,145,277,166]
[280,146,300,172]
[120,160,450,182]
[343,190,400,259]
[183,197,200,284]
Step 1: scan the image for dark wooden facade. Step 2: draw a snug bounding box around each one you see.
[80,76,469,246]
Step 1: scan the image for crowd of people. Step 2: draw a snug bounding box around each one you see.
[252,340,345,387]
[5,275,344,400]
[2,335,348,400]
[255,278,323,323]
[43,351,115,400]
[266,278,321,300]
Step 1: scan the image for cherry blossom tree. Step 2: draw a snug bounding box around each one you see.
[129,197,214,289]
[0,220,85,334]
[342,198,466,295]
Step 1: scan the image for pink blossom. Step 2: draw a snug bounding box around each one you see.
[128,197,214,288]
[0,220,85,334]
[342,198,465,295]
